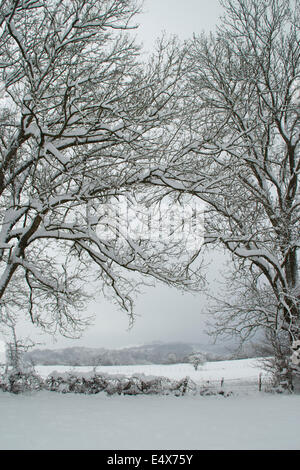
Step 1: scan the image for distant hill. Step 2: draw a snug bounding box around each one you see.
[24,341,256,366]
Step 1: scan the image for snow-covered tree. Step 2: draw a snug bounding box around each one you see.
[147,0,299,389]
[5,324,35,372]
[0,309,36,372]
[0,0,203,337]
[187,352,205,371]
[0,337,6,365]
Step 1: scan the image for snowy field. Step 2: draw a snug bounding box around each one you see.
[0,358,300,450]
[35,357,269,390]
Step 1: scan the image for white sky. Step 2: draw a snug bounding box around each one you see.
[137,0,223,52]
[3,1,231,351]
[14,250,232,351]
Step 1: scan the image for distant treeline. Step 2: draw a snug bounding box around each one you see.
[24,341,260,366]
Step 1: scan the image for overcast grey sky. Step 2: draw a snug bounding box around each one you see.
[3,1,231,351]
[138,0,223,51]
[21,248,231,350]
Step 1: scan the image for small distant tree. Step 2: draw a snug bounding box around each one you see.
[167,352,177,364]
[92,353,103,372]
[188,352,205,371]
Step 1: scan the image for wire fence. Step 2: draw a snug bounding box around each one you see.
[194,373,273,394]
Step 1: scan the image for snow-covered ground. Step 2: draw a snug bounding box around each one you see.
[0,358,299,450]
[0,391,300,450]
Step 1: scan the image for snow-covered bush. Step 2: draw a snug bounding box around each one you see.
[45,371,110,394]
[255,331,296,393]
[291,340,300,367]
[291,340,300,393]
[0,370,44,394]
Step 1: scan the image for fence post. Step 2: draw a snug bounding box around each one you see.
[258,372,262,392]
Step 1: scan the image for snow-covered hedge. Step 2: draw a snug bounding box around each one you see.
[0,369,232,396]
[44,371,197,396]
